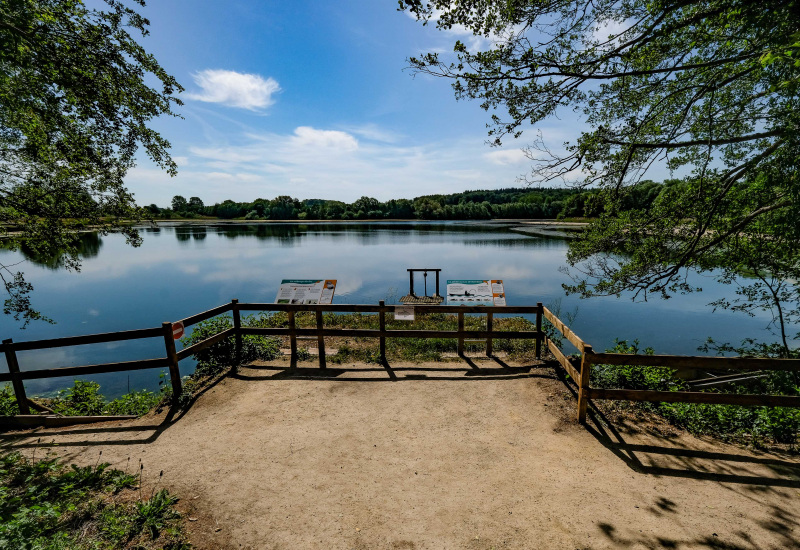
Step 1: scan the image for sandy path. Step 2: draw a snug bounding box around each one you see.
[3,359,800,549]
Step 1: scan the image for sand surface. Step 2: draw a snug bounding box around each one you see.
[3,359,800,549]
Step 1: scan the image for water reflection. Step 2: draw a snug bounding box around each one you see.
[16,233,103,270]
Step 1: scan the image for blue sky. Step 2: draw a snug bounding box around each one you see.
[127,0,580,207]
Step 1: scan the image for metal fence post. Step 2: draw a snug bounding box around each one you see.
[161,323,182,401]
[3,339,30,415]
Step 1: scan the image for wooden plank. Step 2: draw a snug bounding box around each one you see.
[176,328,236,361]
[10,327,163,351]
[486,312,493,357]
[3,339,29,414]
[239,327,542,339]
[547,338,580,381]
[178,303,233,328]
[587,352,800,372]
[378,300,386,364]
[288,310,297,368]
[577,345,593,423]
[237,303,541,314]
[457,312,465,356]
[232,299,242,365]
[535,303,542,359]
[317,310,327,369]
[162,323,182,399]
[17,358,170,380]
[587,388,800,407]
[542,307,587,351]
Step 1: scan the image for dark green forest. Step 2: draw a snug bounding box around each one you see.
[150,180,669,221]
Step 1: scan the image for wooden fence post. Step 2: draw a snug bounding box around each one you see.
[577,345,593,423]
[379,300,386,364]
[287,310,297,368]
[3,339,30,415]
[231,299,242,366]
[535,302,543,359]
[457,312,465,357]
[486,312,493,357]
[316,308,326,369]
[161,323,182,401]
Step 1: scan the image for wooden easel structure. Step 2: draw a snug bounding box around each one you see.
[400,268,444,304]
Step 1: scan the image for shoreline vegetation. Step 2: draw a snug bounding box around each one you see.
[148,182,669,222]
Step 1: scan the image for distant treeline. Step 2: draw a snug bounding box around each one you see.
[146,182,669,221]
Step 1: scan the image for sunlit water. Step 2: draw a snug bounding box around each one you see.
[0,221,789,398]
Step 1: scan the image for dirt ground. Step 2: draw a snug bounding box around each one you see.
[3,358,800,549]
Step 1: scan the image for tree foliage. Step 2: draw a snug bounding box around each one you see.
[402,0,800,345]
[0,0,182,325]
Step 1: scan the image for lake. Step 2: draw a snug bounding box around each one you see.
[0,221,787,398]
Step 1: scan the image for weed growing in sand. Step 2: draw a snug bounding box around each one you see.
[0,452,189,549]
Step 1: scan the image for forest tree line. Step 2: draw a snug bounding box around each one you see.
[148,181,671,221]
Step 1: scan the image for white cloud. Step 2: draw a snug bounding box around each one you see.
[290,127,359,152]
[405,8,504,52]
[187,69,280,110]
[593,18,631,45]
[484,149,529,166]
[344,124,402,143]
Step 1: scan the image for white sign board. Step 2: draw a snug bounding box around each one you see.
[275,279,337,305]
[446,280,506,306]
[394,305,415,321]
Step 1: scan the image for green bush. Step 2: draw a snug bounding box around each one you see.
[0,452,188,549]
[104,390,163,416]
[50,380,105,416]
[0,385,18,416]
[180,314,281,376]
[592,339,800,445]
[591,339,679,392]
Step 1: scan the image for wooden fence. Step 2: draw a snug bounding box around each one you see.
[0,300,544,415]
[542,307,800,422]
[3,300,799,425]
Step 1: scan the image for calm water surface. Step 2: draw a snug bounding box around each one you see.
[0,221,787,397]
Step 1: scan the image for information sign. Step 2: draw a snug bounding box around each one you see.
[275,279,337,305]
[394,305,415,321]
[446,280,506,306]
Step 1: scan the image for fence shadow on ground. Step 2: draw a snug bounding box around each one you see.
[232,356,555,383]
[0,370,230,452]
[550,365,800,489]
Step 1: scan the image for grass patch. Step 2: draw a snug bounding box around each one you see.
[0,452,189,549]
[252,310,540,363]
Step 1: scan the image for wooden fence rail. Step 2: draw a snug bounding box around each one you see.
[541,309,800,423]
[0,300,544,414]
